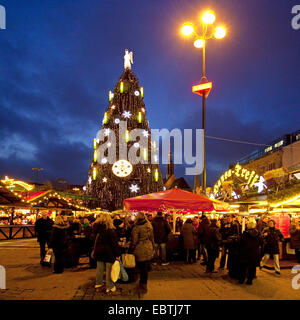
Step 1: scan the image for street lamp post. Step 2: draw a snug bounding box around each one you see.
[181,11,226,195]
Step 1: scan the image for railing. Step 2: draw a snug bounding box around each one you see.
[0,225,36,240]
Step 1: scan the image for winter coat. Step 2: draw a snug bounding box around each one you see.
[238,228,261,265]
[289,225,300,249]
[151,216,171,244]
[262,227,284,254]
[181,221,197,250]
[206,224,222,249]
[35,217,54,242]
[49,223,69,251]
[198,218,210,245]
[231,221,242,236]
[131,218,154,262]
[220,224,234,243]
[93,224,121,263]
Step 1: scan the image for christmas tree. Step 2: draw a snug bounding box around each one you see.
[84,50,164,211]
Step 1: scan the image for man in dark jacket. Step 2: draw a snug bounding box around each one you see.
[198,215,210,265]
[238,219,261,285]
[151,212,171,265]
[260,220,284,274]
[219,216,234,270]
[205,219,222,273]
[35,212,54,264]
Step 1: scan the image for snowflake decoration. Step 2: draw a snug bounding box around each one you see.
[104,129,110,136]
[143,130,149,137]
[130,184,139,193]
[122,111,132,119]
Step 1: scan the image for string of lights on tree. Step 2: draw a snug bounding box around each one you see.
[84,53,164,211]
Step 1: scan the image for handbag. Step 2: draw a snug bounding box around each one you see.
[121,253,136,268]
[43,249,54,264]
[110,259,120,283]
[119,260,129,282]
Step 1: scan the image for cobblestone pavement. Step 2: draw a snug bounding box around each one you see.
[0,239,299,300]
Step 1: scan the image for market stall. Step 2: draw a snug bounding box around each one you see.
[124,188,230,233]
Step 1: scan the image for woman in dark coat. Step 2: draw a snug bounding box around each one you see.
[49,216,69,274]
[289,218,300,263]
[238,219,261,285]
[130,212,154,294]
[260,220,284,274]
[93,213,121,295]
[181,219,197,264]
[205,219,222,273]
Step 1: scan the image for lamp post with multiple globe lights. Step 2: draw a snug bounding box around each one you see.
[181,10,226,195]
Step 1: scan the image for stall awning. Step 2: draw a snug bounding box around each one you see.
[124,188,230,212]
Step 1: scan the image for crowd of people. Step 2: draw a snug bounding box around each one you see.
[34,211,300,296]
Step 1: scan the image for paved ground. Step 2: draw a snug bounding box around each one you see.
[0,238,299,300]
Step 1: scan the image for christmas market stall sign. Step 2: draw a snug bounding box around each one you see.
[213,164,260,194]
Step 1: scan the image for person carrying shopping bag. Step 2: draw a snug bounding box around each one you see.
[130,212,154,294]
[92,213,121,295]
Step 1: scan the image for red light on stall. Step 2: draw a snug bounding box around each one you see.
[192,82,212,98]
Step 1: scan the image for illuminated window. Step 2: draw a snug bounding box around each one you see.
[264,146,272,153]
[274,140,283,148]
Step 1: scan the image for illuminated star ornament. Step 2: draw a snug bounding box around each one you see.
[254,176,267,193]
[103,177,108,183]
[130,184,139,193]
[143,130,149,137]
[122,111,132,119]
[104,128,111,136]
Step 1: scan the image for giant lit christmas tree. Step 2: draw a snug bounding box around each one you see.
[84,50,164,210]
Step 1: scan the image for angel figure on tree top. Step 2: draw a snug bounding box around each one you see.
[124,49,133,70]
